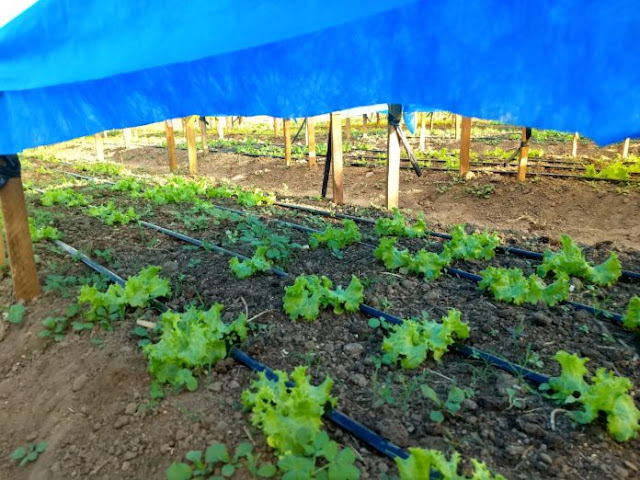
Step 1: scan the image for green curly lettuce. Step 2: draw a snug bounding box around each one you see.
[229,246,273,279]
[443,225,500,261]
[282,275,363,321]
[478,266,569,306]
[309,219,362,257]
[622,296,640,330]
[374,209,427,238]
[396,448,506,480]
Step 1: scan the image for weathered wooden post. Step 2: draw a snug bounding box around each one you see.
[165,120,178,173]
[459,117,472,177]
[185,115,198,174]
[217,117,225,140]
[419,112,427,151]
[386,104,402,209]
[517,127,532,181]
[94,133,104,161]
[307,117,317,168]
[200,116,208,161]
[123,128,133,149]
[283,119,292,167]
[622,138,630,158]
[330,113,344,204]
[572,133,579,158]
[0,155,40,300]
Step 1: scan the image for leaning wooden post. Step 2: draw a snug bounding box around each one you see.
[165,120,178,173]
[216,117,225,140]
[307,117,317,168]
[0,156,40,300]
[94,133,104,161]
[572,132,579,158]
[283,119,292,167]
[199,116,208,161]
[622,138,630,158]
[517,127,532,182]
[185,115,198,174]
[459,117,472,177]
[386,105,402,209]
[419,113,427,151]
[330,113,344,204]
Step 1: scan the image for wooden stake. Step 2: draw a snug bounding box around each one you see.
[454,114,462,141]
[345,117,351,144]
[225,117,232,132]
[165,120,178,173]
[0,176,40,300]
[376,113,381,127]
[200,117,208,161]
[429,112,435,131]
[273,118,278,137]
[216,117,224,140]
[123,128,132,149]
[94,133,104,161]
[307,117,317,168]
[185,115,198,174]
[0,220,6,268]
[330,113,344,204]
[362,114,368,137]
[517,127,532,182]
[459,117,472,177]
[283,119,292,167]
[622,138,630,158]
[572,132,579,158]
[419,113,426,151]
[386,118,401,209]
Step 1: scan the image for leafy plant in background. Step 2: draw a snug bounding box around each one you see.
[374,209,427,238]
[40,188,89,207]
[374,238,451,281]
[78,266,170,329]
[143,304,247,392]
[478,266,570,306]
[11,442,47,467]
[282,275,363,321]
[421,383,474,423]
[39,304,80,342]
[88,201,141,225]
[229,247,273,278]
[5,304,26,324]
[309,219,362,257]
[242,367,360,480]
[537,234,621,286]
[443,225,500,261]
[622,296,640,330]
[396,448,505,480]
[112,177,145,195]
[382,309,469,368]
[541,350,640,442]
[165,441,276,480]
[28,217,61,242]
[76,160,126,176]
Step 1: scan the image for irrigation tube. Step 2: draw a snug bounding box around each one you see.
[273,202,640,281]
[52,239,410,462]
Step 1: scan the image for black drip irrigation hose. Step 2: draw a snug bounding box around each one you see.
[52,239,410,462]
[273,202,640,281]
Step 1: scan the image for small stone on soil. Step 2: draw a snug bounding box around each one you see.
[343,343,364,357]
[113,415,130,429]
[207,381,222,392]
[71,373,89,392]
[349,373,368,388]
[124,402,137,415]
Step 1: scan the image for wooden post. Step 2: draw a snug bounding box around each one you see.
[0,221,6,268]
[386,105,402,209]
[283,119,292,167]
[200,117,208,160]
[429,112,435,131]
[273,118,278,137]
[304,119,309,146]
[185,115,198,174]
[459,117,472,177]
[362,114,368,137]
[622,138,630,158]
[225,117,232,132]
[165,120,178,173]
[517,127,532,182]
[419,113,427,151]
[307,117,317,168]
[330,113,344,204]
[572,132,579,158]
[0,176,40,300]
[217,117,224,140]
[454,114,462,140]
[123,128,132,149]
[376,113,381,127]
[94,133,104,161]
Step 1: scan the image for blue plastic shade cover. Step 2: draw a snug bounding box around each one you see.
[0,0,638,153]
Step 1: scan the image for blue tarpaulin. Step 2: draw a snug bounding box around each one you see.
[0,0,638,153]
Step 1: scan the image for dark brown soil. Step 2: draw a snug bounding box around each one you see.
[1,125,639,480]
